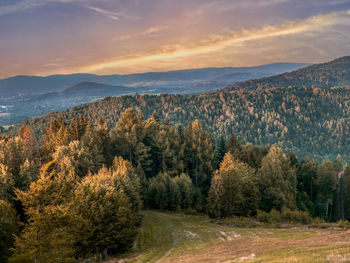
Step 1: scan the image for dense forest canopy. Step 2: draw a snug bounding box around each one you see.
[12,86,350,164]
[1,109,349,262]
[225,56,350,91]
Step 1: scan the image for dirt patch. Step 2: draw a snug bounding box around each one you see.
[160,229,350,263]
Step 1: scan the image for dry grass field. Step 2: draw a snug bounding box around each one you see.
[110,211,350,263]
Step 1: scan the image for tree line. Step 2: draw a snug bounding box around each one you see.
[0,109,349,262]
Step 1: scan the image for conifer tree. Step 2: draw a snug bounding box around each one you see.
[227,133,242,160]
[217,135,227,164]
[0,200,18,262]
[343,166,350,220]
[314,159,338,219]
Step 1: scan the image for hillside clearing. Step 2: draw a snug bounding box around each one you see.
[110,211,350,263]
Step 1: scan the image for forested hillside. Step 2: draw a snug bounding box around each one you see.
[1,110,349,262]
[15,86,350,163]
[226,56,350,91]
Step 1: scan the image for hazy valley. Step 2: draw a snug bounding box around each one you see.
[0,63,307,126]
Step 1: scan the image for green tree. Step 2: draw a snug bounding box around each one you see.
[227,133,242,160]
[343,166,350,220]
[19,126,39,162]
[183,120,216,195]
[0,200,18,262]
[14,161,77,263]
[112,109,144,164]
[70,170,139,258]
[207,153,259,218]
[174,173,195,210]
[0,163,15,203]
[111,156,142,212]
[296,157,318,212]
[257,146,296,212]
[217,135,227,164]
[314,159,338,220]
[147,172,181,211]
[53,140,94,177]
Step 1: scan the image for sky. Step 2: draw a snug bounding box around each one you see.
[1,0,350,78]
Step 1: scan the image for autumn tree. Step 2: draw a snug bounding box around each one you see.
[111,108,145,164]
[53,140,94,177]
[207,153,259,218]
[257,146,296,212]
[14,161,78,262]
[182,120,216,195]
[70,169,139,258]
[19,126,39,162]
[227,133,242,160]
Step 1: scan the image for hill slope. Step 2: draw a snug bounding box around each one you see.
[114,211,350,263]
[17,86,350,163]
[0,63,308,126]
[226,56,350,91]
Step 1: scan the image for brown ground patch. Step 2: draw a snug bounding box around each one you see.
[162,229,350,263]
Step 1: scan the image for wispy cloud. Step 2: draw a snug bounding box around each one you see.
[87,6,141,21]
[191,0,289,16]
[87,6,120,20]
[117,26,168,41]
[0,0,78,16]
[81,10,350,73]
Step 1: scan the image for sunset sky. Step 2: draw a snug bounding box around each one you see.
[1,0,350,78]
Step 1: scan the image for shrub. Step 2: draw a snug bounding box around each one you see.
[257,210,269,223]
[257,208,312,225]
[337,220,350,229]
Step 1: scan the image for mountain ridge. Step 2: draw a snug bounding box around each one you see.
[225,56,350,91]
[0,63,309,98]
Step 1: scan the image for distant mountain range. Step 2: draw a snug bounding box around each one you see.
[7,56,350,163]
[0,62,308,126]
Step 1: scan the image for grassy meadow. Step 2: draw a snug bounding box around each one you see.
[110,211,350,263]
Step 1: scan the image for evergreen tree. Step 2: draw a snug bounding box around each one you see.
[183,120,216,195]
[217,135,227,164]
[0,200,18,262]
[343,166,350,220]
[314,159,338,220]
[0,163,15,203]
[296,157,318,212]
[227,133,242,160]
[112,108,144,164]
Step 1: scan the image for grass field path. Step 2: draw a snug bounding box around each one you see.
[113,211,350,263]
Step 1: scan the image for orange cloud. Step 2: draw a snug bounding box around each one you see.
[80,10,349,74]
